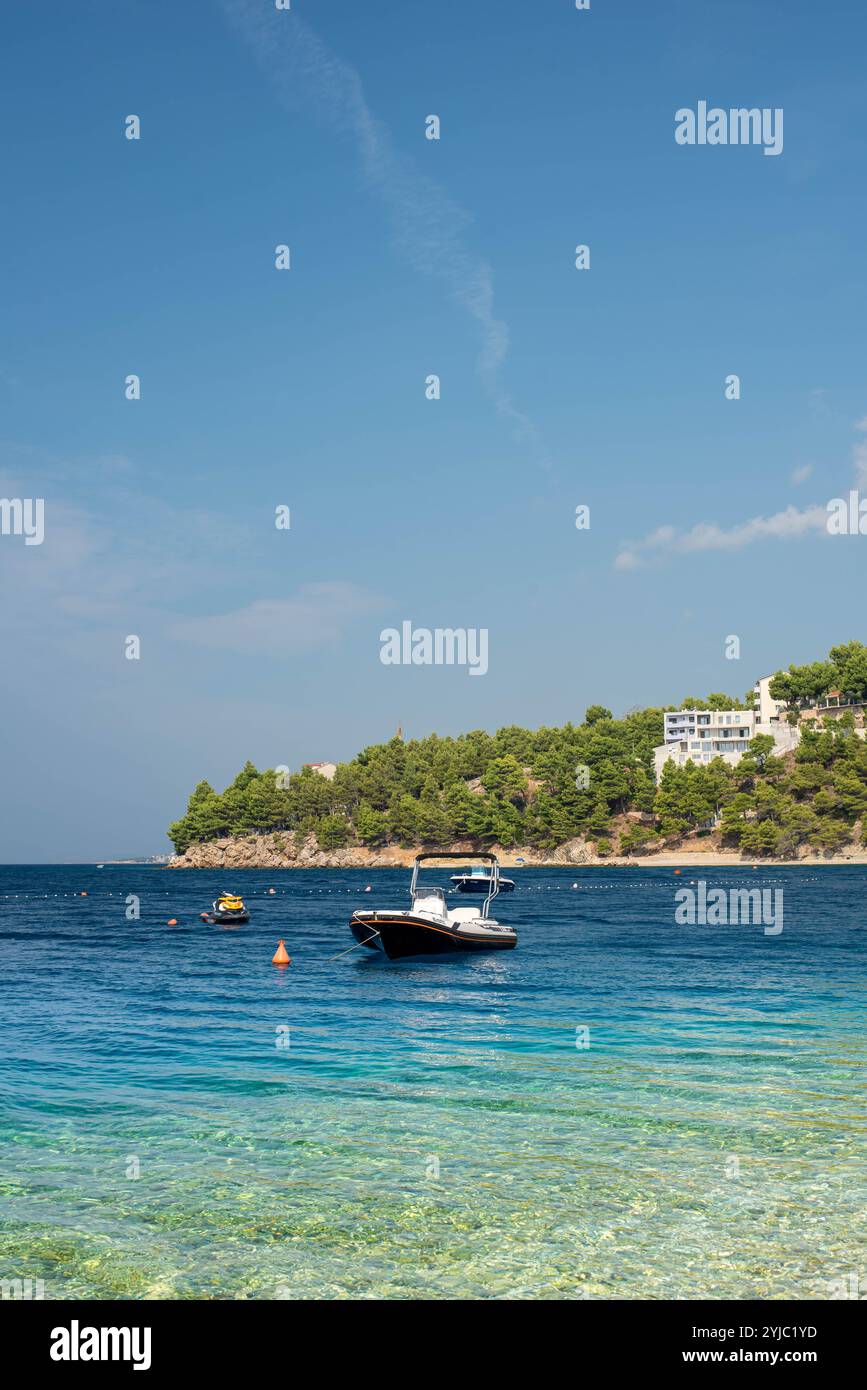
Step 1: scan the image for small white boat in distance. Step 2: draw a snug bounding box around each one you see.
[450,864,515,893]
[349,852,517,961]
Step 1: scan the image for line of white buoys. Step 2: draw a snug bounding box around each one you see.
[0,871,825,904]
[0,877,815,897]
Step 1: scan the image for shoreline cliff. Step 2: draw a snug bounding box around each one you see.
[167,831,867,870]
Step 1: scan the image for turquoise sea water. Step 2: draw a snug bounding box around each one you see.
[0,864,864,1300]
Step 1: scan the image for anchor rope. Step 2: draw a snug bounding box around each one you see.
[326,926,382,962]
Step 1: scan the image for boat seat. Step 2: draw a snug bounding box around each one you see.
[448,906,485,923]
[412,893,448,920]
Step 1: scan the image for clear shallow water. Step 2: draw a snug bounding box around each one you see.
[0,864,864,1300]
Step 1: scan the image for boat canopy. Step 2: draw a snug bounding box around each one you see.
[413,851,498,864]
[411,851,500,917]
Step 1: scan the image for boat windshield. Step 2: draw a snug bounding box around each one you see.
[412,886,447,916]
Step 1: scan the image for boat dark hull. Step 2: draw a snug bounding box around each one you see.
[208,911,250,924]
[451,877,515,893]
[350,913,516,961]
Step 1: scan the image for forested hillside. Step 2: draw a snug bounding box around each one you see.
[169,706,662,855]
[168,642,867,859]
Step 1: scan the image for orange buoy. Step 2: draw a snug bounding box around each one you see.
[167,918,177,926]
[81,891,89,897]
[272,939,290,965]
[673,869,681,875]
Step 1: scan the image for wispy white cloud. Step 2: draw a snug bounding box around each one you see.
[614,506,829,571]
[168,582,383,655]
[853,416,867,485]
[219,0,536,440]
[615,413,867,571]
[2,441,385,673]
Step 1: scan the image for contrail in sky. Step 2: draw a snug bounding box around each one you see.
[220,0,538,441]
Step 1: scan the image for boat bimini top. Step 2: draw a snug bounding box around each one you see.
[411,851,501,916]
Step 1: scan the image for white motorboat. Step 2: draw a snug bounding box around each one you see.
[450,864,515,893]
[349,852,517,960]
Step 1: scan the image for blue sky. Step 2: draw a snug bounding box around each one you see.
[1,0,866,860]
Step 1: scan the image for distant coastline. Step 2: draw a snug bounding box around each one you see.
[101,856,171,866]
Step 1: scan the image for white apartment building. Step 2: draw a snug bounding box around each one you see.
[656,708,756,778]
[753,674,787,725]
[653,681,801,781]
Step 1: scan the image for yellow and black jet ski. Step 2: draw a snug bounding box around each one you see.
[204,892,250,924]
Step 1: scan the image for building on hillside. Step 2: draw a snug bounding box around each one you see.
[751,674,867,727]
[799,690,867,725]
[753,674,787,724]
[655,709,756,779]
[663,708,756,744]
[654,703,801,780]
[305,761,337,781]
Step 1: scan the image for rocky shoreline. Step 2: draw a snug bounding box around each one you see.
[166,833,867,870]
